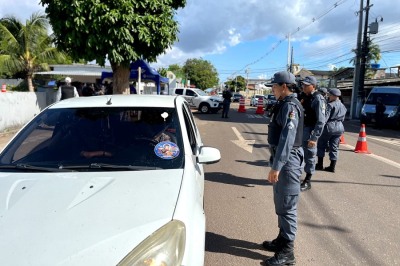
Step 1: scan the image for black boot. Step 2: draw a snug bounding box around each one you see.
[265,238,296,266]
[300,174,312,192]
[315,157,324,170]
[324,160,336,173]
[262,230,284,252]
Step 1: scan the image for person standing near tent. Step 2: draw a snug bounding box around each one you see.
[56,77,79,101]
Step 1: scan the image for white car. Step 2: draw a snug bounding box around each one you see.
[0,95,221,266]
[250,94,266,106]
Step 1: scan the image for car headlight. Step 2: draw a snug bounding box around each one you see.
[210,98,219,102]
[118,220,186,266]
[388,107,398,118]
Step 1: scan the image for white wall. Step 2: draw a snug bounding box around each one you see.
[0,92,47,132]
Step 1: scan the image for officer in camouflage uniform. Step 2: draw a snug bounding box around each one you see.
[316,88,347,172]
[299,76,326,192]
[262,71,304,266]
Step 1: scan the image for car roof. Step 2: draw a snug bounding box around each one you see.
[49,95,182,109]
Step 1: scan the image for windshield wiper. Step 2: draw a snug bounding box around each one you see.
[0,164,76,172]
[60,163,161,171]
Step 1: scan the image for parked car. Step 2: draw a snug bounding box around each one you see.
[231,93,244,102]
[250,94,266,106]
[265,94,277,111]
[360,86,400,128]
[0,95,221,266]
[173,87,223,114]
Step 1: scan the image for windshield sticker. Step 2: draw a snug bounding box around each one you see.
[154,141,180,159]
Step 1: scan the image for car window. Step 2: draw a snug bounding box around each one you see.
[0,107,184,170]
[175,88,184,95]
[186,89,195,96]
[366,93,400,106]
[182,102,198,154]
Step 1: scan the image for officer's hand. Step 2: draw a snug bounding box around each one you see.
[308,140,316,148]
[268,169,279,183]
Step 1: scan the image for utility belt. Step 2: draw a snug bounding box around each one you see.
[270,145,302,156]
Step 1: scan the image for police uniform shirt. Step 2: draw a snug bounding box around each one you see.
[270,94,301,171]
[309,91,326,141]
[325,99,347,134]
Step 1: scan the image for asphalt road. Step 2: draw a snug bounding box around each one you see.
[196,102,400,266]
[1,103,399,265]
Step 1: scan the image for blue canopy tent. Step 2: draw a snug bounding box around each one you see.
[101,59,169,94]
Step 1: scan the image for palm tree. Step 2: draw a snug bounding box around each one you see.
[0,12,65,92]
[349,41,381,67]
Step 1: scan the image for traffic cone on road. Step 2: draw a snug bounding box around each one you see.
[238,97,246,113]
[255,97,264,114]
[340,134,346,144]
[354,124,371,154]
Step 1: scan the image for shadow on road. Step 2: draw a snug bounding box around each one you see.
[311,179,400,188]
[205,172,271,187]
[205,232,266,261]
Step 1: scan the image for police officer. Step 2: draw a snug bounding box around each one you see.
[263,71,304,266]
[316,88,347,172]
[56,77,79,101]
[299,76,326,191]
[221,86,233,118]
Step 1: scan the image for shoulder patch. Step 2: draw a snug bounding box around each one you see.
[289,110,296,120]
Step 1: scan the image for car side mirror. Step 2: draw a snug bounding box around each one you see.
[197,146,221,164]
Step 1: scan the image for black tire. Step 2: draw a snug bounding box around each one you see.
[199,103,210,114]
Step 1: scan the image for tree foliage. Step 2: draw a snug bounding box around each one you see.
[182,58,219,90]
[225,75,245,91]
[0,12,65,91]
[40,0,186,93]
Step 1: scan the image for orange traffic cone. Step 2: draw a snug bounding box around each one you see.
[340,134,346,144]
[238,97,246,113]
[354,124,371,154]
[255,97,264,114]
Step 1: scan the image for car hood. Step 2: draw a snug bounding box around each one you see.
[0,169,184,265]
[363,103,397,114]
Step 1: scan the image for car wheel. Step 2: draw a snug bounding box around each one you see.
[199,103,210,114]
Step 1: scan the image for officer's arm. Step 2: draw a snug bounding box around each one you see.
[310,96,326,141]
[271,103,298,171]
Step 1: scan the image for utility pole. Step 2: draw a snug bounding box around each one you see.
[359,0,372,102]
[350,0,364,119]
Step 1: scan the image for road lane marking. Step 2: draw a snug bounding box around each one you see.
[367,136,400,147]
[231,127,256,153]
[341,144,400,169]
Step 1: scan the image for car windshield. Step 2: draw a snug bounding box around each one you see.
[366,93,400,106]
[0,107,184,171]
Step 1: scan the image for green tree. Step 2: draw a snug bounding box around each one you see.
[0,12,65,91]
[168,63,185,79]
[40,0,186,94]
[182,58,219,90]
[349,41,381,68]
[225,75,245,91]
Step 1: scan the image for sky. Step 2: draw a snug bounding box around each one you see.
[1,0,400,83]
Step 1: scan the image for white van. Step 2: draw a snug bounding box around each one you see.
[360,86,400,128]
[172,88,223,114]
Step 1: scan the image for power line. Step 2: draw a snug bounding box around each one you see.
[227,0,351,80]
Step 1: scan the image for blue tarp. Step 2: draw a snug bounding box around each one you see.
[101,59,169,94]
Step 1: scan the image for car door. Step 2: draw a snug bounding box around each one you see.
[183,89,197,107]
[182,102,204,202]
